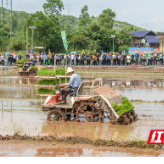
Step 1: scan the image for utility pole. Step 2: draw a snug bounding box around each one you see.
[26,26,28,54]
[66,4,71,15]
[111,35,116,55]
[10,0,12,38]
[1,0,3,26]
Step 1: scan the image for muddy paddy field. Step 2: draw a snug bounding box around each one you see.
[0,67,164,157]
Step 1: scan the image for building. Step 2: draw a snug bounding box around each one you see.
[129,31,160,48]
[155,35,164,53]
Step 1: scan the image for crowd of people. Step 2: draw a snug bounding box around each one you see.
[1,51,164,66]
[39,52,164,66]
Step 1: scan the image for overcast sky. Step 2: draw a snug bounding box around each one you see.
[10,0,164,32]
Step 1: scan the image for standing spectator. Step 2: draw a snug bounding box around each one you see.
[153,54,157,65]
[131,54,134,65]
[64,54,67,65]
[13,53,17,65]
[126,54,131,66]
[56,55,59,65]
[52,53,55,65]
[50,53,53,65]
[113,53,116,65]
[8,55,13,65]
[81,53,84,65]
[117,53,121,66]
[122,54,126,66]
[143,53,146,66]
[106,53,111,65]
[85,53,90,65]
[120,54,123,65]
[116,52,119,65]
[18,53,22,60]
[135,53,139,65]
[71,53,75,65]
[148,54,153,65]
[1,54,4,65]
[162,54,164,65]
[59,53,62,65]
[140,54,143,65]
[159,53,163,65]
[96,53,100,65]
[45,54,48,65]
[92,54,97,66]
[75,54,79,65]
[41,53,44,65]
[102,53,106,65]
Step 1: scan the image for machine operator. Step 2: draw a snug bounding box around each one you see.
[59,67,81,103]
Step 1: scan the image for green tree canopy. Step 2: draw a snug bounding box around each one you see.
[98,8,116,29]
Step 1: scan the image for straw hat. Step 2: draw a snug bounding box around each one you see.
[66,67,74,74]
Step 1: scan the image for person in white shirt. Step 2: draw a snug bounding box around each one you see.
[13,53,17,65]
[1,54,4,65]
[126,54,131,66]
[113,53,116,65]
[71,53,75,65]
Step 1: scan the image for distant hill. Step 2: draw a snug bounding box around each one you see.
[59,15,146,33]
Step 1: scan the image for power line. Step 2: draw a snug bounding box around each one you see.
[66,4,71,15]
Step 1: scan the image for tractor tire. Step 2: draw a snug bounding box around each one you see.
[47,109,65,122]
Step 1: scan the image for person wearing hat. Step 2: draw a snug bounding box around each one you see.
[59,67,81,103]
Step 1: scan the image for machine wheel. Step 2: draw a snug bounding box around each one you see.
[47,109,65,122]
[76,102,103,123]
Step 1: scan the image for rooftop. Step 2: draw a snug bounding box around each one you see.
[129,31,156,37]
[146,36,160,43]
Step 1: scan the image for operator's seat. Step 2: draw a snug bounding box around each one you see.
[69,83,84,97]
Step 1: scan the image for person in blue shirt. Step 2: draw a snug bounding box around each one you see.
[135,53,139,65]
[59,67,81,103]
[59,54,62,65]
[45,54,48,65]
[106,53,111,65]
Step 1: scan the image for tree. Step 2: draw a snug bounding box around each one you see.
[78,5,91,35]
[117,29,132,46]
[98,8,116,29]
[23,11,64,52]
[43,0,64,15]
[118,45,129,54]
[68,34,88,50]
[127,26,138,31]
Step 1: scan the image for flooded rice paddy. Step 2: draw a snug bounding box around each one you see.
[1,141,164,157]
[0,76,164,156]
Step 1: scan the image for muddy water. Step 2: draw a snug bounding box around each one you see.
[0,142,164,157]
[0,99,163,142]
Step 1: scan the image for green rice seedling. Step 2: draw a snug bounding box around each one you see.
[55,68,66,75]
[37,69,56,76]
[37,79,59,85]
[29,66,36,69]
[112,97,134,115]
[37,88,56,94]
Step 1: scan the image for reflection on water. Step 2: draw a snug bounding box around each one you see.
[0,85,38,98]
[116,89,164,101]
[34,147,162,157]
[0,77,164,89]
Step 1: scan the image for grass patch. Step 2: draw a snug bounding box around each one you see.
[37,88,56,94]
[17,66,23,68]
[112,97,134,115]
